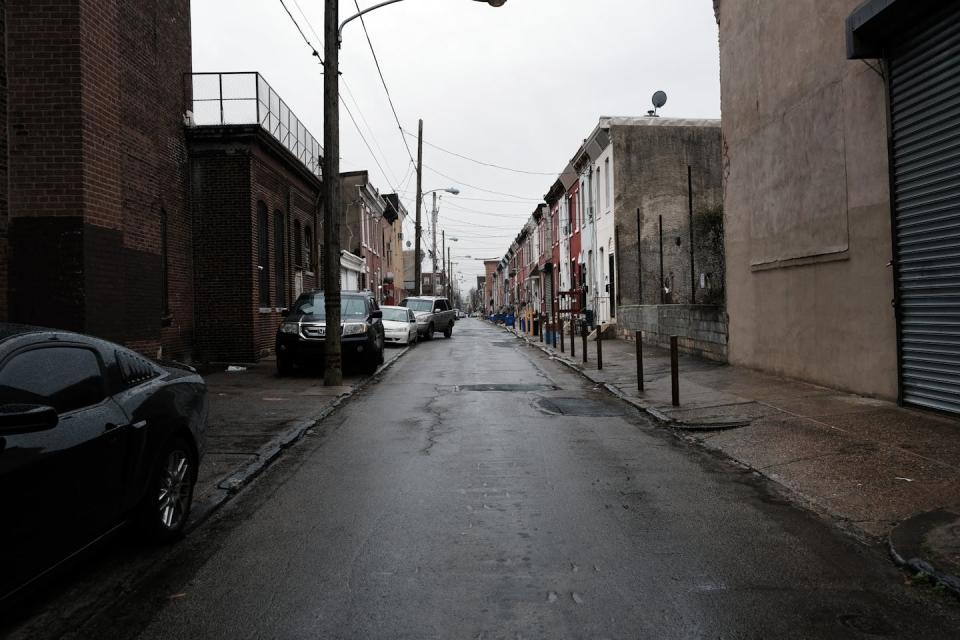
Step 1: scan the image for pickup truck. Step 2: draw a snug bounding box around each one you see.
[400,296,456,340]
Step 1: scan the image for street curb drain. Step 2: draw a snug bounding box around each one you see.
[185,345,413,533]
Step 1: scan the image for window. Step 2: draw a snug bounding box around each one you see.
[294,219,302,267]
[0,347,105,414]
[605,158,611,209]
[161,208,169,316]
[274,211,286,307]
[258,202,270,307]
[304,225,313,272]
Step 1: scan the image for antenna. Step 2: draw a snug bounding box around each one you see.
[650,90,667,117]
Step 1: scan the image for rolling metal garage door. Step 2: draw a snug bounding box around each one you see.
[890,4,960,412]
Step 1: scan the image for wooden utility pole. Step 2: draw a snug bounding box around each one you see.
[414,119,424,295]
[322,0,342,385]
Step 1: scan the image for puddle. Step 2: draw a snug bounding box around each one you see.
[536,397,625,417]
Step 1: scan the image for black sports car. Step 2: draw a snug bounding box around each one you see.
[0,324,208,605]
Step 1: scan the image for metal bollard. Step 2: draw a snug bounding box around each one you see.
[570,317,576,359]
[636,330,644,392]
[560,318,565,353]
[597,324,603,370]
[582,321,588,363]
[670,335,679,407]
[539,318,544,343]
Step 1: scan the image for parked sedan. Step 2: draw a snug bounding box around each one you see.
[0,323,208,607]
[380,305,418,346]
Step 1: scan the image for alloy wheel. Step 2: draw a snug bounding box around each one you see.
[158,449,192,530]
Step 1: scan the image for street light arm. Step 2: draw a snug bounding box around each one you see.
[338,0,405,45]
[340,0,506,45]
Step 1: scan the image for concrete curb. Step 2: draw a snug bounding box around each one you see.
[496,323,889,548]
[185,345,413,532]
[888,508,960,598]
[496,324,677,427]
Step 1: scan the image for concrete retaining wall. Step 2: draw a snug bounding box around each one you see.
[617,304,727,362]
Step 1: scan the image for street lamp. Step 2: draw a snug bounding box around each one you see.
[323,0,504,386]
[425,188,459,295]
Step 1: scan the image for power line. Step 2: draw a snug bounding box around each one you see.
[341,77,402,187]
[278,0,322,63]
[353,0,417,168]
[424,165,542,201]
[402,129,555,176]
[340,94,399,195]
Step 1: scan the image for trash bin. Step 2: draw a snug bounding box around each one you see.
[584,309,595,329]
[506,314,515,328]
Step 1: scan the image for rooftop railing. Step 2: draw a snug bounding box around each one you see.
[186,72,323,178]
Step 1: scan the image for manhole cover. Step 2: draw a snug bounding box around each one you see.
[459,383,557,392]
[536,397,624,417]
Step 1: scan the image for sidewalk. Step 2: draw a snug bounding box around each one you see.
[188,345,409,528]
[505,324,960,593]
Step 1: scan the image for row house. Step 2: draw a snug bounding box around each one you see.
[494,116,724,359]
[341,172,408,304]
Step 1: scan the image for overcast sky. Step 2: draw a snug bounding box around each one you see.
[192,0,721,285]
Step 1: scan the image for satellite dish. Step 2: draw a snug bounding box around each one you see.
[652,90,667,110]
[406,240,412,248]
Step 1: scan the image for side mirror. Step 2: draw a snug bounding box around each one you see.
[370,310,383,320]
[0,404,59,435]
[280,308,290,317]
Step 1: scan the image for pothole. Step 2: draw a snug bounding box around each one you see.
[535,397,625,417]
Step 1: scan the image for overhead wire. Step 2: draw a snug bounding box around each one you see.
[353,0,418,169]
[278,0,323,63]
[402,129,555,176]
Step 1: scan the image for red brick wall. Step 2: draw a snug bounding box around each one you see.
[189,128,321,362]
[3,0,192,360]
[190,149,255,362]
[251,146,321,359]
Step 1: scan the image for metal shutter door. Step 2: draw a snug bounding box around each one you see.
[890,4,960,412]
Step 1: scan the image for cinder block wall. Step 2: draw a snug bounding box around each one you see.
[618,304,728,362]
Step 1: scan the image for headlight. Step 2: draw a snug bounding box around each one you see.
[280,322,299,334]
[342,322,368,336]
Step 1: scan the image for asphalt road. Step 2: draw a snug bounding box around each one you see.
[18,320,960,638]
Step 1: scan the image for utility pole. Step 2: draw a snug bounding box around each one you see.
[431,192,438,294]
[448,247,453,301]
[322,0,342,385]
[414,119,423,295]
[442,229,446,298]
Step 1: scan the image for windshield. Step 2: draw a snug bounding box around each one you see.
[401,299,434,312]
[381,308,410,322]
[290,294,369,319]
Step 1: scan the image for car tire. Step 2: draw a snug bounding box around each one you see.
[276,356,293,377]
[138,436,197,543]
[427,323,435,340]
[443,324,453,339]
[378,343,385,365]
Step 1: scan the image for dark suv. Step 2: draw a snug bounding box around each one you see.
[275,291,385,375]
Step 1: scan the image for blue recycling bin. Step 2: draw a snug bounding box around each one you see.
[506,314,515,327]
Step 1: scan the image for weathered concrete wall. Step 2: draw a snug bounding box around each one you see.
[611,119,724,309]
[717,0,898,399]
[619,304,728,362]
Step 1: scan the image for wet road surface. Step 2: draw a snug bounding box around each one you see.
[22,320,960,638]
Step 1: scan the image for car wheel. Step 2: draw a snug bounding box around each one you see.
[139,436,196,542]
[276,356,293,376]
[427,323,435,340]
[443,324,453,339]
[378,343,385,365]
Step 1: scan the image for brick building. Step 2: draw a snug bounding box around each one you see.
[187,122,321,362]
[0,3,331,365]
[0,0,193,360]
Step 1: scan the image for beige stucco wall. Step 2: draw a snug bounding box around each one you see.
[717,0,898,399]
